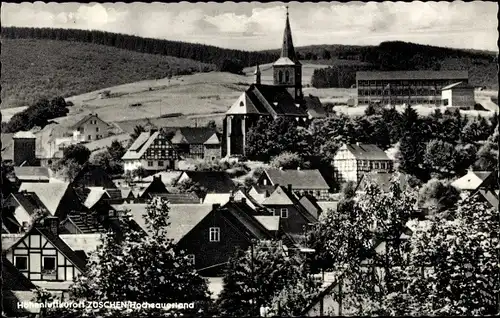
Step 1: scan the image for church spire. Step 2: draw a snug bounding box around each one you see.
[281,6,297,62]
[254,64,261,84]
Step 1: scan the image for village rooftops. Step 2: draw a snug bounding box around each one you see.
[170,127,219,145]
[451,170,493,191]
[13,167,50,182]
[18,182,70,216]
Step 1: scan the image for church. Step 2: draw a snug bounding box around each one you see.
[222,8,326,157]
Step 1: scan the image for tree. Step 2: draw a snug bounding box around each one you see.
[216,240,319,316]
[322,49,331,60]
[270,152,304,169]
[219,59,244,75]
[388,196,499,316]
[69,197,212,317]
[55,159,83,182]
[417,178,460,214]
[397,105,426,179]
[107,139,126,162]
[61,144,91,165]
[423,139,457,177]
[364,103,377,116]
[474,126,499,170]
[131,125,146,139]
[176,179,207,198]
[340,180,356,200]
[206,120,217,130]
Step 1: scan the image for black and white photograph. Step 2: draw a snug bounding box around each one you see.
[0,1,499,317]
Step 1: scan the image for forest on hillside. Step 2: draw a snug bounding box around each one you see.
[1,27,279,69]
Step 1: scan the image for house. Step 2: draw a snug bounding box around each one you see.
[451,170,496,193]
[175,170,237,194]
[441,81,475,109]
[170,127,222,160]
[122,129,179,172]
[118,199,279,276]
[355,171,410,194]
[333,143,393,186]
[69,113,112,142]
[71,163,117,189]
[131,176,169,201]
[103,188,136,204]
[16,182,85,222]
[2,218,87,292]
[13,166,50,183]
[222,9,324,157]
[2,192,53,232]
[258,169,331,200]
[258,185,317,235]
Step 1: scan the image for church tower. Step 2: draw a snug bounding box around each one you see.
[272,6,302,101]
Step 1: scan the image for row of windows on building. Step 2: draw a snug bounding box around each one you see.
[336,160,391,170]
[146,149,174,157]
[278,70,291,83]
[78,127,102,133]
[357,80,459,87]
[358,88,440,97]
[14,255,56,274]
[358,97,440,105]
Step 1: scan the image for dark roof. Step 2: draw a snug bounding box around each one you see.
[299,194,322,218]
[250,84,308,116]
[9,192,51,217]
[356,172,410,193]
[477,189,499,208]
[2,256,36,291]
[263,169,330,190]
[18,182,70,216]
[344,144,391,161]
[252,184,277,195]
[171,127,218,145]
[14,166,50,181]
[223,201,275,241]
[356,70,469,81]
[154,193,201,204]
[279,10,298,63]
[180,171,236,193]
[304,95,327,118]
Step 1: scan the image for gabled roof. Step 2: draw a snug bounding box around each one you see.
[70,113,109,130]
[18,182,70,215]
[343,143,391,161]
[262,186,295,205]
[5,226,87,271]
[154,192,201,204]
[255,216,280,232]
[179,171,236,193]
[118,203,213,243]
[14,166,50,181]
[2,256,36,291]
[356,171,410,193]
[356,70,469,81]
[8,192,51,219]
[223,201,275,241]
[226,92,267,115]
[203,193,232,205]
[451,170,493,191]
[299,194,323,218]
[234,189,262,210]
[122,130,175,160]
[59,234,102,256]
[316,201,339,215]
[81,187,110,209]
[304,95,327,119]
[170,127,218,145]
[251,84,308,116]
[442,81,474,91]
[278,9,299,63]
[263,169,330,190]
[204,132,221,145]
[142,171,183,186]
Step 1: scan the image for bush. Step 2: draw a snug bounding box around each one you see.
[417,178,461,213]
[270,152,304,169]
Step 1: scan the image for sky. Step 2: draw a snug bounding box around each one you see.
[2,1,498,52]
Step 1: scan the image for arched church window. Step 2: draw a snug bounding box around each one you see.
[285,71,290,82]
[278,71,283,83]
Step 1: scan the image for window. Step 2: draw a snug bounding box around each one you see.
[278,71,283,83]
[285,70,290,82]
[209,227,220,242]
[280,208,288,218]
[374,162,380,169]
[88,135,92,140]
[147,161,153,167]
[96,127,100,132]
[14,256,28,271]
[187,254,195,265]
[42,256,56,273]
[158,161,164,166]
[316,191,321,197]
[108,210,115,217]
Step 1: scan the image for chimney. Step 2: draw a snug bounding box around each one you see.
[287,184,293,192]
[213,203,221,210]
[229,190,235,202]
[44,216,59,235]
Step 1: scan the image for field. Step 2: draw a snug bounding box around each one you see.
[1,39,215,108]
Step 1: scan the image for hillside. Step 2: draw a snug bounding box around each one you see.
[265,41,498,89]
[1,39,215,108]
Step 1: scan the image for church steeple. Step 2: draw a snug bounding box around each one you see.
[254,64,261,85]
[281,6,297,62]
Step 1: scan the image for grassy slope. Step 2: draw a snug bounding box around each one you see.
[1,39,215,108]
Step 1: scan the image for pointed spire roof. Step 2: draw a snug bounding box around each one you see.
[280,6,298,63]
[254,64,261,75]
